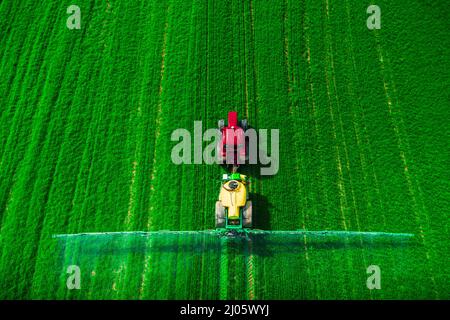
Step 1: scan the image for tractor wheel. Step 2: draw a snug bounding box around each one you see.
[218,119,225,130]
[242,200,252,228]
[240,119,248,131]
[215,201,226,228]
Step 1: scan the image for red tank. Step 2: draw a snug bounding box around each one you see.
[217,111,248,166]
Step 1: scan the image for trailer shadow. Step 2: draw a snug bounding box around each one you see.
[220,124,276,181]
[237,164,273,181]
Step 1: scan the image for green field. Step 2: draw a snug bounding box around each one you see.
[0,0,448,299]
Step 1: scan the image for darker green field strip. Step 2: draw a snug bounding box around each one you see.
[0,0,448,299]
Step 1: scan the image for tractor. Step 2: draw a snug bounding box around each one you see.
[215,172,252,229]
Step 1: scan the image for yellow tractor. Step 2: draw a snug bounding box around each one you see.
[215,173,252,229]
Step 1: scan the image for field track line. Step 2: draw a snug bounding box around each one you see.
[285,0,312,257]
[125,160,138,226]
[249,0,260,197]
[325,6,370,287]
[117,1,151,297]
[376,39,431,241]
[325,1,362,234]
[139,2,170,298]
[298,4,314,291]
[203,0,210,231]
[282,0,300,235]
[245,240,255,300]
[146,11,169,230]
[323,0,348,232]
[306,31,327,229]
[343,0,375,298]
[373,31,438,297]
[242,0,249,121]
[125,1,147,227]
[323,0,360,297]
[219,239,228,299]
[343,0,388,234]
[293,1,320,296]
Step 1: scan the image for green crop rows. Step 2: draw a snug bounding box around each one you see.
[0,0,448,299]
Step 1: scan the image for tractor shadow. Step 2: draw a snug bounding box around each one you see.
[250,193,272,230]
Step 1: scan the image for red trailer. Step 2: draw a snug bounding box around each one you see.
[217,111,248,170]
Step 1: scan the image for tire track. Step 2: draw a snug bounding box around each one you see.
[139,2,169,298]
[373,30,438,298]
[285,0,314,295]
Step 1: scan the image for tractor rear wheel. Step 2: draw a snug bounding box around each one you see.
[215,201,226,228]
[242,200,252,228]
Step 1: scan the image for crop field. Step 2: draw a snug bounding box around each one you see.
[0,0,448,299]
